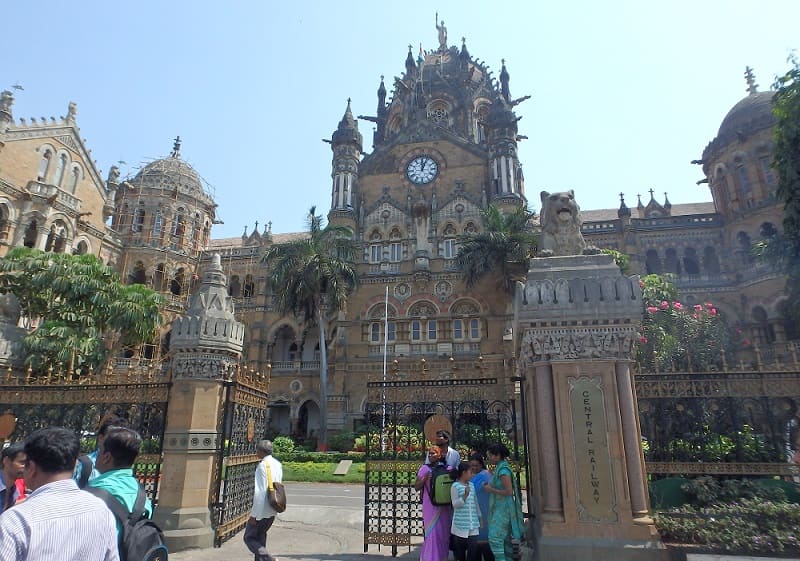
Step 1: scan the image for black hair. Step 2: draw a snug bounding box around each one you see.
[451,461,471,480]
[435,430,451,441]
[97,414,128,436]
[1,442,24,462]
[24,427,79,474]
[486,443,510,460]
[101,426,142,468]
[468,452,486,468]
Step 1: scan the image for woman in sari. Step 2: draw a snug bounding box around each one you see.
[415,445,453,561]
[483,443,524,561]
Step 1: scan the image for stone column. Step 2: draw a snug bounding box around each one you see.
[514,254,666,561]
[153,254,245,552]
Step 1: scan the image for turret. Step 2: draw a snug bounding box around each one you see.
[486,60,522,204]
[0,91,13,133]
[328,100,362,226]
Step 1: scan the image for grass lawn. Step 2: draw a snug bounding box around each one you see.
[283,461,366,484]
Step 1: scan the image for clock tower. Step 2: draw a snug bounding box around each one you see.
[319,25,531,433]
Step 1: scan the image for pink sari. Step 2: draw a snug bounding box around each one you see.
[418,463,453,561]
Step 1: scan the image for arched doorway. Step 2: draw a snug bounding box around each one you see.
[297,399,320,439]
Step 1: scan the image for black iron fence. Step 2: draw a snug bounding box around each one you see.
[635,366,800,480]
[211,368,269,547]
[0,364,170,503]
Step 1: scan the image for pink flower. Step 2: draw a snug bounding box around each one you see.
[704,302,713,308]
[672,302,683,310]
[646,306,659,314]
[660,301,669,310]
[743,339,751,347]
[709,308,717,316]
[694,304,703,311]
[638,280,645,288]
[639,336,648,344]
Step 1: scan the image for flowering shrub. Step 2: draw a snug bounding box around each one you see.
[354,423,425,458]
[636,275,738,372]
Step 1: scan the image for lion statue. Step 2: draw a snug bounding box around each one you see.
[538,190,599,257]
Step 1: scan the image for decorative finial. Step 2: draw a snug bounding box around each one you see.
[648,188,655,200]
[619,192,625,203]
[254,220,259,232]
[744,66,758,95]
[268,221,272,234]
[171,135,182,158]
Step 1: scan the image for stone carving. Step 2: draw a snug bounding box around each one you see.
[518,327,636,364]
[172,354,238,381]
[107,165,120,184]
[0,294,21,324]
[538,190,599,257]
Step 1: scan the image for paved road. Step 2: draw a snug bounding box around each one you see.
[170,482,422,561]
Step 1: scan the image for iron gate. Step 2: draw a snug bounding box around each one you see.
[0,364,169,503]
[363,376,528,556]
[211,367,269,546]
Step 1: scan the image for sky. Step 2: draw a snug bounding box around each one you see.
[3,1,797,239]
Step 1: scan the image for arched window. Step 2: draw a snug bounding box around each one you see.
[427,320,437,341]
[68,166,80,193]
[760,222,777,238]
[37,150,52,181]
[152,209,164,239]
[369,231,382,263]
[453,319,464,340]
[703,246,721,275]
[23,220,38,248]
[645,249,662,275]
[683,247,700,275]
[411,320,421,341]
[752,305,776,345]
[128,262,147,285]
[470,319,480,339]
[442,224,457,259]
[389,228,402,262]
[737,166,752,196]
[54,154,68,187]
[132,205,145,232]
[192,214,201,250]
[153,263,166,291]
[229,275,241,297]
[171,268,185,295]
[664,248,681,274]
[73,240,88,255]
[243,274,255,298]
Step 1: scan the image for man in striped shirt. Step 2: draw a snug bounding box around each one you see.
[0,427,119,561]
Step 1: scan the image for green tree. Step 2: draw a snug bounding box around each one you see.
[0,247,164,372]
[455,204,538,293]
[768,54,800,329]
[261,207,359,450]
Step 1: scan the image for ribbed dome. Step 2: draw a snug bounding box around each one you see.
[717,90,775,138]
[131,155,205,196]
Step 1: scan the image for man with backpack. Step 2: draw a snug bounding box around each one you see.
[75,415,129,488]
[88,426,167,561]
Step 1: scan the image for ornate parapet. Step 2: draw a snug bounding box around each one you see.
[514,254,643,364]
[171,352,240,382]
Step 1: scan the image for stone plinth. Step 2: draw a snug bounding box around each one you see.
[153,378,224,550]
[513,254,668,561]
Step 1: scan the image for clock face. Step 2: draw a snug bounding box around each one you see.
[406,156,439,185]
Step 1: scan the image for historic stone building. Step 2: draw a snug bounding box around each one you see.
[0,29,789,440]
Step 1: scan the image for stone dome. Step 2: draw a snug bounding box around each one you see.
[131,155,206,197]
[717,90,775,139]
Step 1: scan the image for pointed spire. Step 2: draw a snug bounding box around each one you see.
[618,193,631,218]
[377,75,386,104]
[744,66,759,95]
[170,135,182,158]
[500,59,510,101]
[648,188,655,201]
[331,98,363,149]
[637,193,644,209]
[663,192,672,209]
[405,45,417,76]
[417,43,424,65]
[460,37,470,61]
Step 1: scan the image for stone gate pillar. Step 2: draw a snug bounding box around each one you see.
[513,254,666,561]
[153,254,245,551]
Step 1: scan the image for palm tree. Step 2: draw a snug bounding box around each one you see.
[455,204,538,293]
[261,207,359,450]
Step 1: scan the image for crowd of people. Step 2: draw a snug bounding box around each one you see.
[0,416,159,561]
[416,432,525,561]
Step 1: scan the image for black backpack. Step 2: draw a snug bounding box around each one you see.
[429,463,454,506]
[76,455,93,489]
[87,486,168,561]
